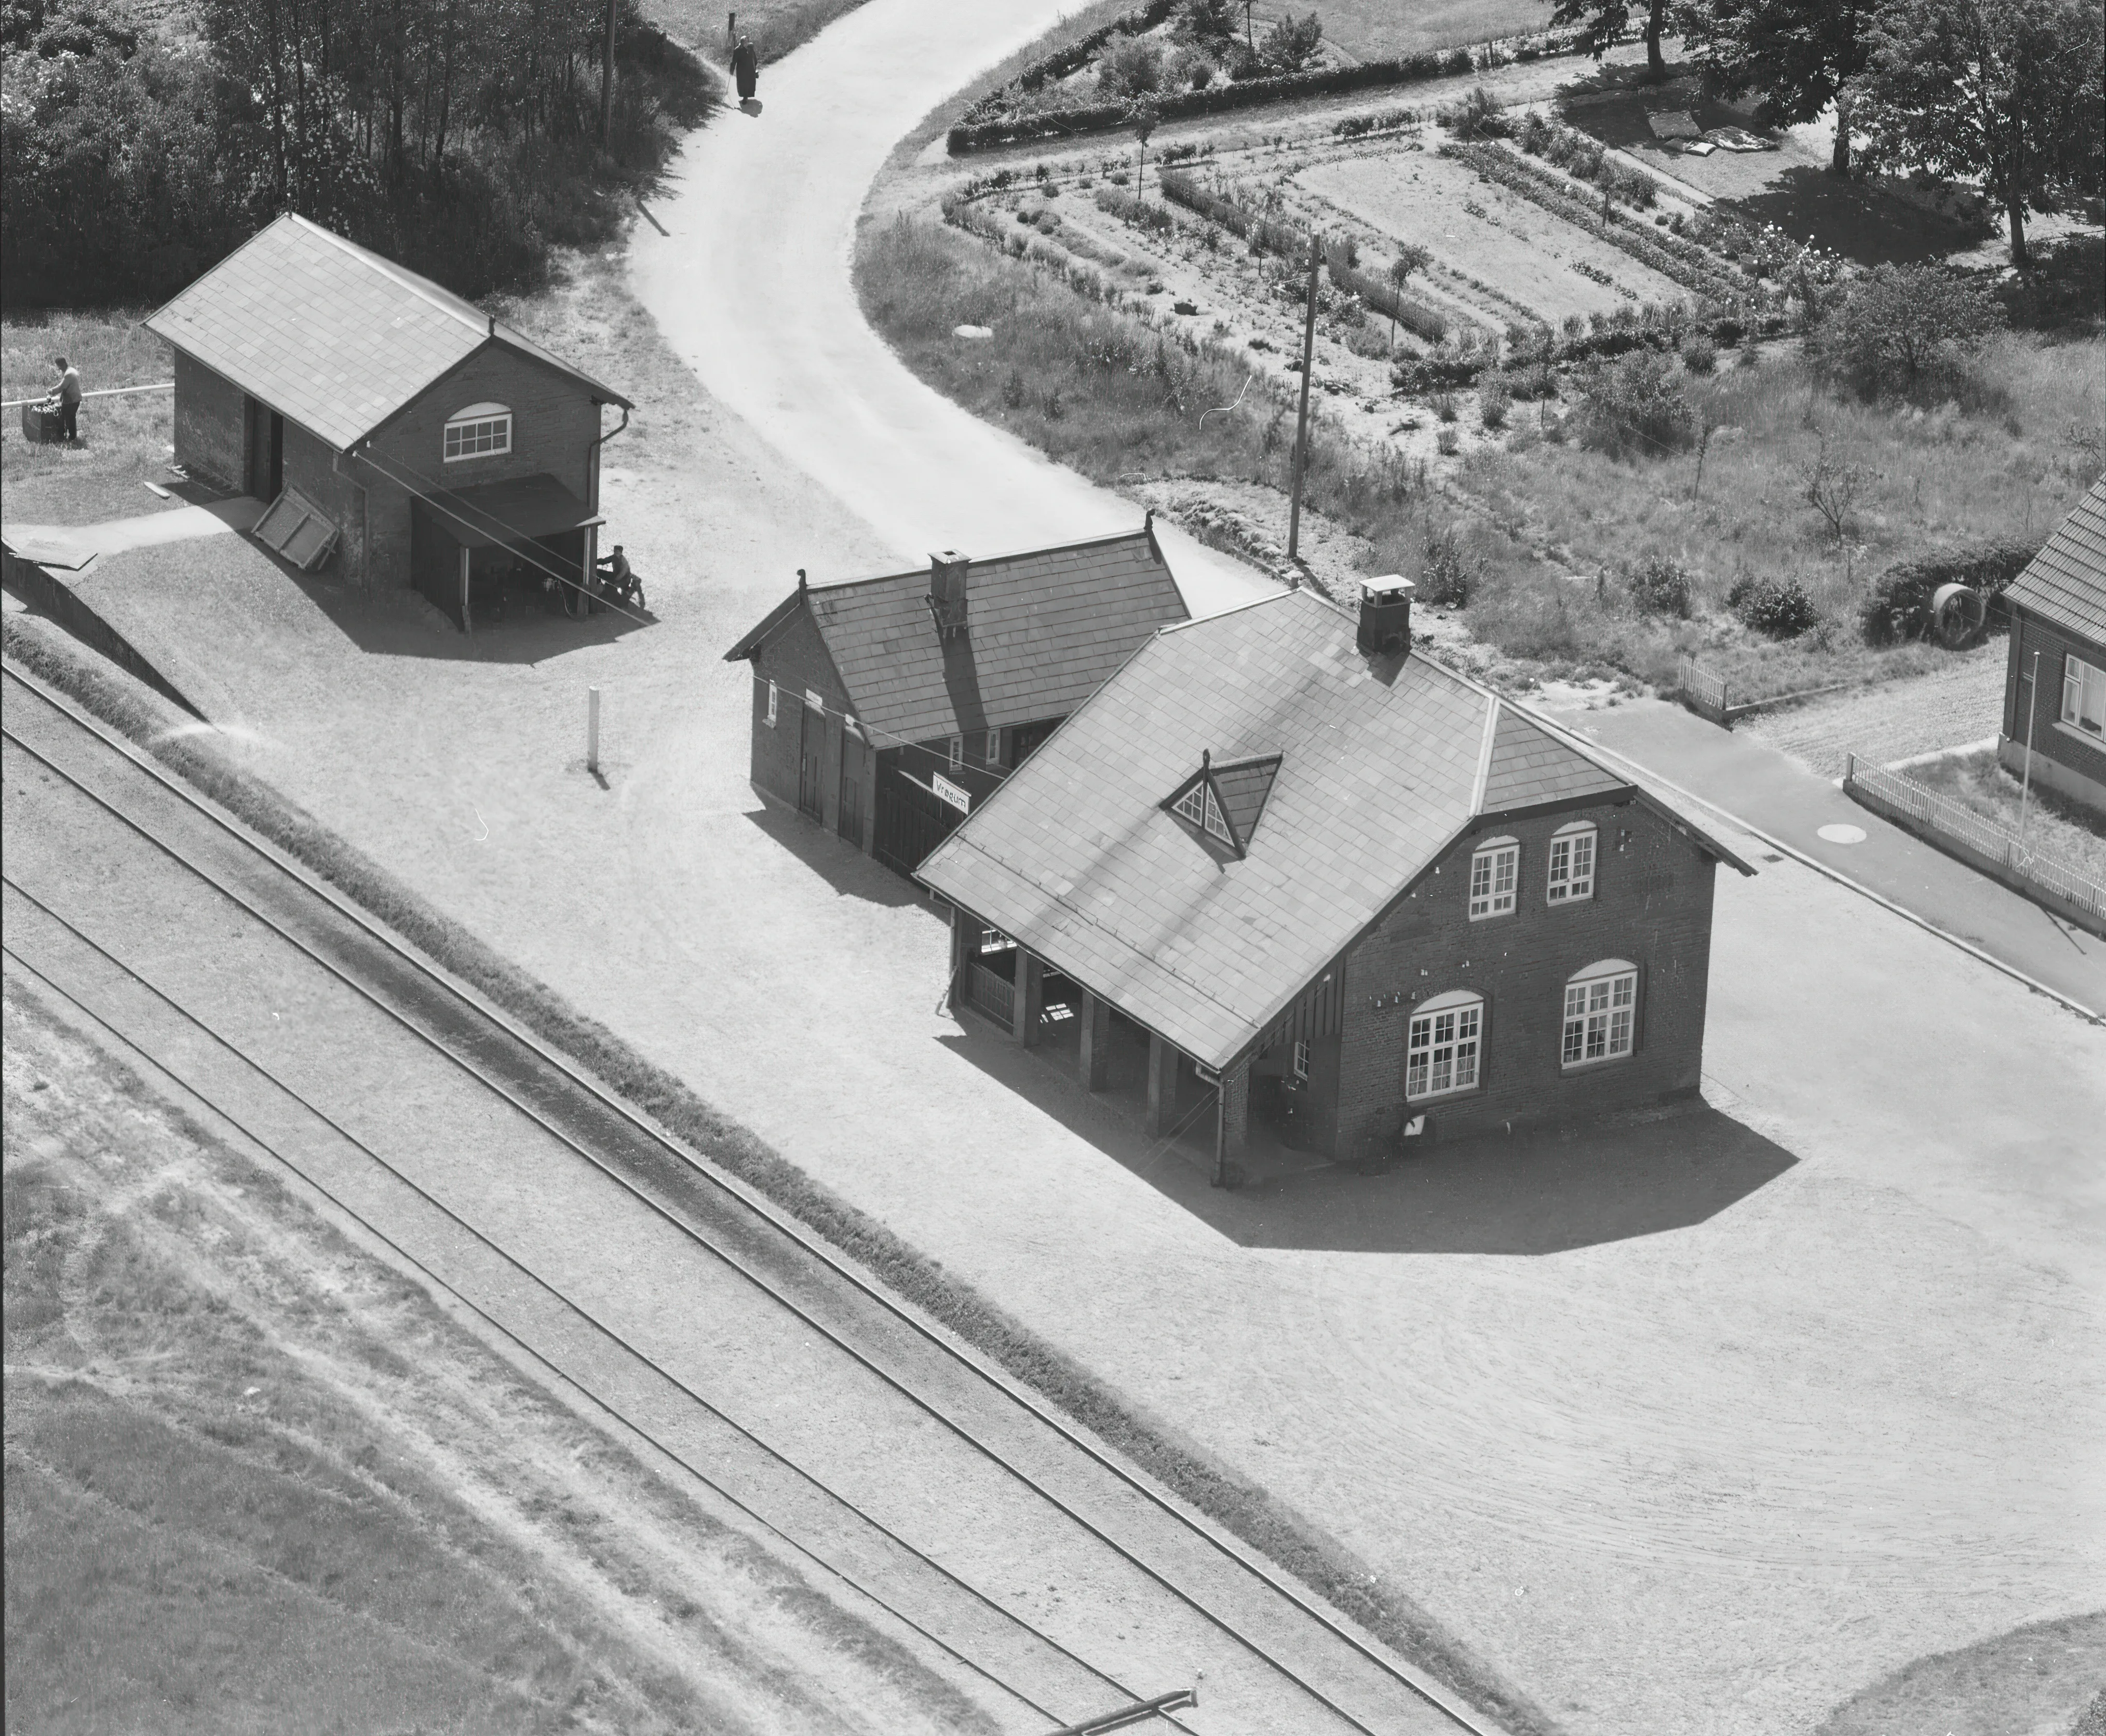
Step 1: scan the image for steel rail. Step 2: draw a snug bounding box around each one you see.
[0,898,1140,1734]
[1,658,1495,1735]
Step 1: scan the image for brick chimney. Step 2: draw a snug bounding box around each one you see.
[928,550,969,639]
[1357,575,1415,658]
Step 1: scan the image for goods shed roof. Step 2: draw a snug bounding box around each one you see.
[145,214,629,453]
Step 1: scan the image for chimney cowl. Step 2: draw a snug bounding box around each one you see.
[929,550,969,638]
[1357,575,1415,659]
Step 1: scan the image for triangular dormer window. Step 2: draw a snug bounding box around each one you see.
[1162,751,1280,859]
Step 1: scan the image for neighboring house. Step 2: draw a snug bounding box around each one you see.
[722,524,1188,876]
[145,213,632,629]
[2000,477,2106,816]
[916,582,1752,1174]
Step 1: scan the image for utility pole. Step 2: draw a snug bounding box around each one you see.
[1286,233,1321,564]
[599,0,616,145]
[1244,0,1255,51]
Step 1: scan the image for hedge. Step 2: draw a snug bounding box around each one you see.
[1861,541,2040,645]
[953,46,1479,152]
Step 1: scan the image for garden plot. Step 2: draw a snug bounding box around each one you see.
[1298,146,1690,324]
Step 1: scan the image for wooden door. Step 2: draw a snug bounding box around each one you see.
[838,741,865,845]
[798,703,826,822]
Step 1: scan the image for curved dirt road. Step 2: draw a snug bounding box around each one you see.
[628,0,1274,616]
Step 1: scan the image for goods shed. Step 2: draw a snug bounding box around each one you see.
[145,213,631,626]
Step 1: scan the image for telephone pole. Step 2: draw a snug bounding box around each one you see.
[1286,233,1322,564]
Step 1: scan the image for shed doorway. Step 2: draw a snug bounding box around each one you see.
[798,703,826,822]
[246,399,284,501]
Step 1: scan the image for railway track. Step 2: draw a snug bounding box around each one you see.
[1,658,1500,1736]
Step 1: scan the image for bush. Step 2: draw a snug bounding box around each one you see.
[1814,264,2004,398]
[1860,541,2040,645]
[1623,555,1693,618]
[1577,351,1696,457]
[1479,383,1510,430]
[1392,353,1485,393]
[1436,426,1461,454]
[1417,522,1480,605]
[1430,391,1460,422]
[1098,36,1165,96]
[1680,334,1718,375]
[1259,11,1323,73]
[1727,575,1820,638]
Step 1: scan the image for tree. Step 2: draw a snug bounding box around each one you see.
[1385,245,1430,343]
[1549,0,1672,83]
[1130,100,1158,200]
[1856,0,2105,267]
[1812,261,2002,392]
[1679,0,1874,174]
[1258,11,1322,73]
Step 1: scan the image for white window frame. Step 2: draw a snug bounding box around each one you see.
[442,401,512,462]
[1406,989,1482,1100]
[1291,1039,1310,1081]
[948,735,965,770]
[1172,780,1235,847]
[984,728,1002,765]
[1561,960,1637,1069]
[1546,821,1597,905]
[765,681,778,727]
[1468,837,1519,920]
[2063,653,2105,740]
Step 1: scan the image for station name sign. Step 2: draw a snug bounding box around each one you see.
[932,773,971,814]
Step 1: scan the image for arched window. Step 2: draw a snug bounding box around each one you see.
[443,402,512,462]
[1562,959,1636,1067]
[1407,989,1483,1100]
[1547,820,1597,904]
[1468,836,1518,920]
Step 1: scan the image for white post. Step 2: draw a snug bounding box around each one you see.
[2018,650,2039,850]
[587,686,601,775]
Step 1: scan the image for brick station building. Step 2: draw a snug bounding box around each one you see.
[916,583,1752,1175]
[723,524,1187,876]
[2000,476,2106,816]
[145,213,631,628]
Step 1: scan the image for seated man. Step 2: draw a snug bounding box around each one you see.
[595,544,643,607]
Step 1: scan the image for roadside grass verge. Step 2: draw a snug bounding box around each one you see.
[2,309,175,512]
[1900,746,2106,882]
[1812,1609,2106,1736]
[0,616,1556,1736]
[639,0,870,63]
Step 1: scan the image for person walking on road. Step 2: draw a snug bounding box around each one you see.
[731,33,758,103]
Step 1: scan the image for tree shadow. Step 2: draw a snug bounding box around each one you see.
[939,1006,1796,1254]
[740,801,927,909]
[1732,167,1973,267]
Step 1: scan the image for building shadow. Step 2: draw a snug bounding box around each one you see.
[939,1006,1796,1254]
[296,575,655,666]
[741,801,928,910]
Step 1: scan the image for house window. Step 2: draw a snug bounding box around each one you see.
[765,681,778,727]
[2063,654,2105,739]
[948,735,965,770]
[1562,960,1637,1068]
[1547,822,1597,904]
[1468,838,1518,920]
[1172,780,1234,846]
[984,729,1002,765]
[442,402,512,462]
[1407,991,1482,1100]
[1291,1039,1310,1081]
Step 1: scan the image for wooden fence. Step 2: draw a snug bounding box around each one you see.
[967,960,1016,1027]
[1845,754,2106,934]
[1678,657,1731,723]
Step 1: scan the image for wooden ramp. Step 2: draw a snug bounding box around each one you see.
[252,488,340,571]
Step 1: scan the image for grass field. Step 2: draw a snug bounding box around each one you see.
[1,979,990,1735]
[1289,0,1544,60]
[3,312,176,512]
[641,0,870,61]
[1813,1611,2106,1736]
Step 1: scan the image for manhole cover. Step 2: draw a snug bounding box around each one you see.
[1817,823,1867,845]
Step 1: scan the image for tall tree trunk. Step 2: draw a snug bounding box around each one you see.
[1829,84,1854,177]
[2006,197,2029,268]
[431,0,456,188]
[2005,98,2029,268]
[1644,0,1666,81]
[265,0,290,204]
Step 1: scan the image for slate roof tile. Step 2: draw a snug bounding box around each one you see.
[144,214,628,452]
[2005,477,2106,645]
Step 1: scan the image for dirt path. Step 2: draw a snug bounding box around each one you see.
[626,0,1274,618]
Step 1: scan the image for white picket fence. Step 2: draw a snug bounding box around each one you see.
[1845,755,2105,928]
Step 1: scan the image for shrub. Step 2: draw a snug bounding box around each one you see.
[1623,555,1693,618]
[1417,522,1480,605]
[1479,383,1510,430]
[1098,36,1165,96]
[1436,426,1461,455]
[1260,11,1324,73]
[1430,391,1460,422]
[1503,361,1560,400]
[1577,351,1696,457]
[1726,575,1820,638]
[1437,86,1505,138]
[1169,45,1216,89]
[1391,352,1484,393]
[1860,541,2040,645]
[1680,334,1718,375]
[1440,46,1474,74]
[1814,264,2004,398]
